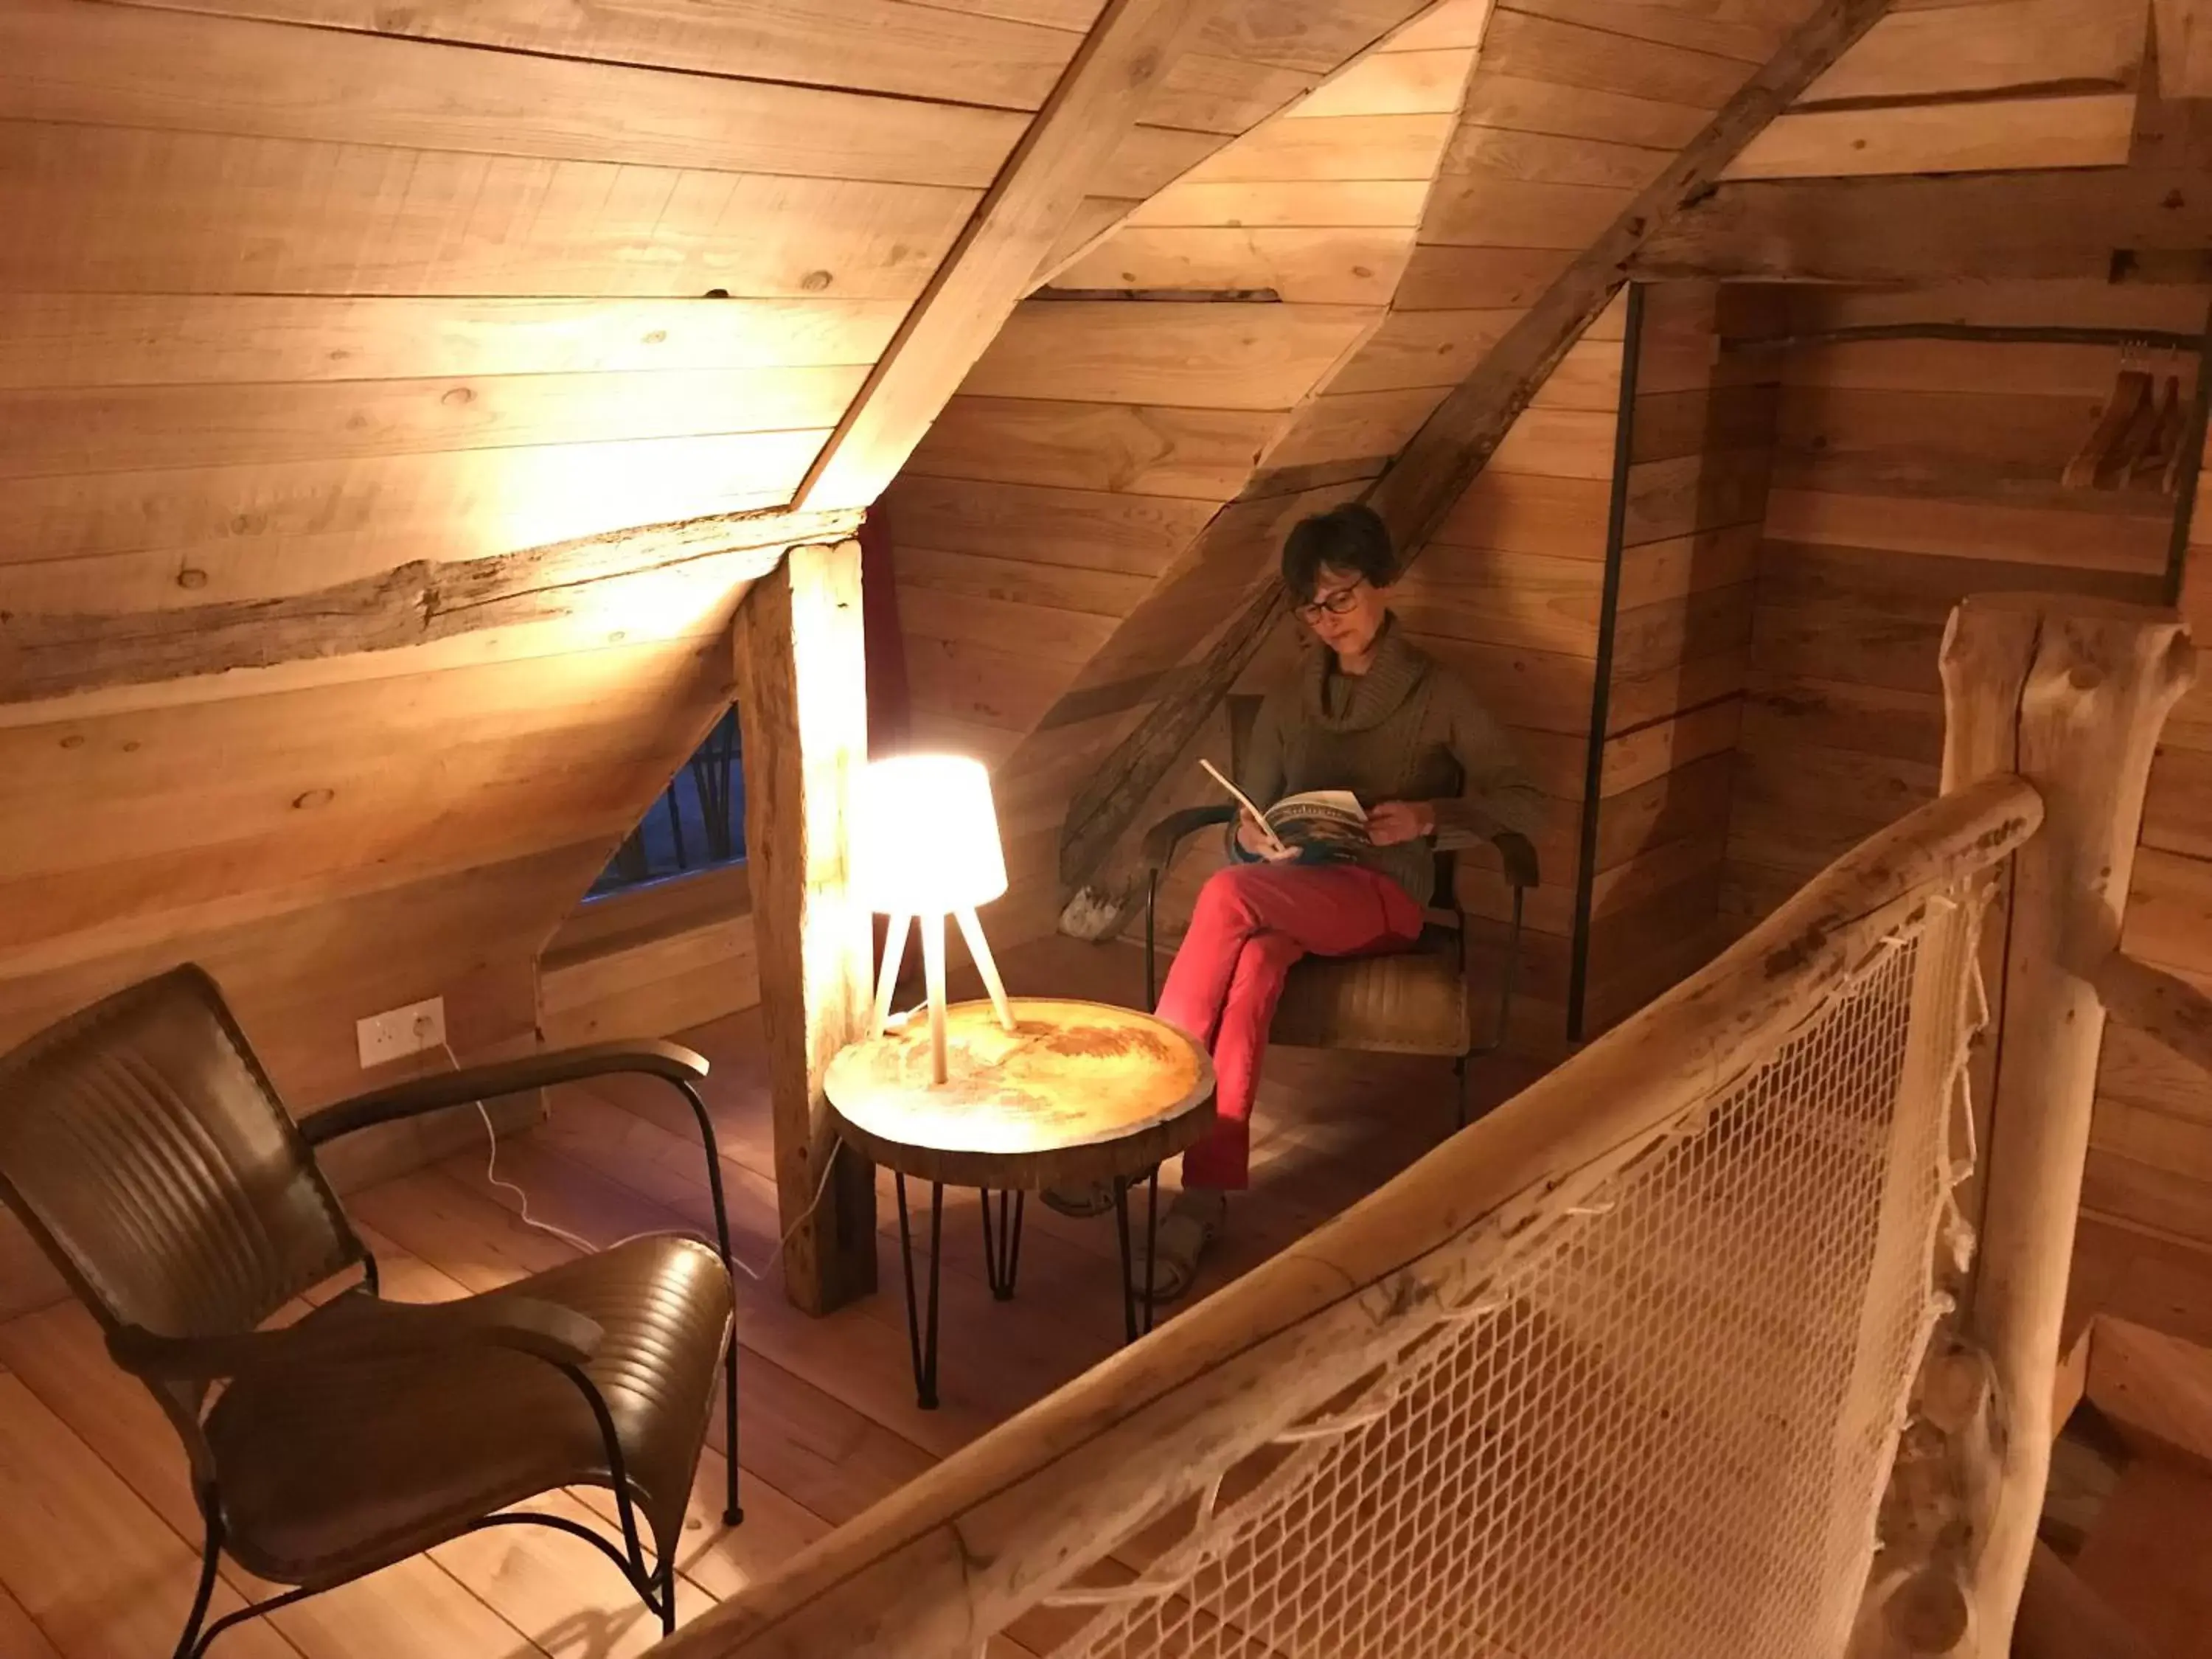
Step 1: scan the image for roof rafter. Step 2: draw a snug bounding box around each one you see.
[796,0,1458,514]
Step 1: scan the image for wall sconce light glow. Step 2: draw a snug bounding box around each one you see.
[855,754,1015,1084]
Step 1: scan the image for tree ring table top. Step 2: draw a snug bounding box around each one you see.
[824,998,1217,1191]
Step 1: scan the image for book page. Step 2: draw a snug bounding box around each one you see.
[1263,789,1368,853]
[1199,759,1287,855]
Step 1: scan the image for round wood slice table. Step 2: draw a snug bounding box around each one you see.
[825,997,1215,1408]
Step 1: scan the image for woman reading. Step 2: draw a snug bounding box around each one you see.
[1058,503,1544,1300]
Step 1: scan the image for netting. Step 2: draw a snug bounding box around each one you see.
[1032,886,1989,1659]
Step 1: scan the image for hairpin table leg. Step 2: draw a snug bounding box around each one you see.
[1113,1168,1163,1345]
[980,1187,1024,1301]
[894,1173,944,1409]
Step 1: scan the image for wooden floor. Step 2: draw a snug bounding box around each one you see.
[0,936,1534,1658]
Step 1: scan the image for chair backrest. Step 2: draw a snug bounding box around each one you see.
[0,967,363,1365]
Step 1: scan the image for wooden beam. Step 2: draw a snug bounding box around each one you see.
[0,504,862,704]
[2016,1540,2162,1659]
[734,540,879,1315]
[1365,0,1896,557]
[1635,170,2212,285]
[2086,1315,2212,1472]
[1938,594,2195,1657]
[2093,949,2212,1083]
[794,0,1212,513]
[1053,0,1896,913]
[1058,582,1290,897]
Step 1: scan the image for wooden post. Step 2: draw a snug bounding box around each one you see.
[735,539,878,1315]
[1937,595,2194,1652]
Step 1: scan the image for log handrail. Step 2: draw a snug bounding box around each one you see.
[2091,949,2212,1081]
[649,771,2042,1659]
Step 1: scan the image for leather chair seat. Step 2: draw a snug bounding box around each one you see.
[208,1234,733,1587]
[1269,926,1470,1057]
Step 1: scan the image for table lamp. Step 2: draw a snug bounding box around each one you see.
[853,754,1016,1084]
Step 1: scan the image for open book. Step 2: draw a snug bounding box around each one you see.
[1200,759,1368,858]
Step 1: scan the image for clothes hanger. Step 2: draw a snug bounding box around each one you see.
[2131,347,2185,493]
[2163,356,2197,495]
[2094,339,2165,489]
[2065,338,2152,489]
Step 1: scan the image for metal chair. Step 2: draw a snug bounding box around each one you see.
[0,966,745,1657]
[1141,812,1539,1129]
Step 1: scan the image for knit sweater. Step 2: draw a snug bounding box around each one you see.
[1232,616,1545,908]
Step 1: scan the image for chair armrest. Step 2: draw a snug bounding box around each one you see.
[1141,804,1238,872]
[1490,831,1540,891]
[299,1039,709,1147]
[107,1295,603,1382]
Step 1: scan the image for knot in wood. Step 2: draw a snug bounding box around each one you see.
[293,787,335,810]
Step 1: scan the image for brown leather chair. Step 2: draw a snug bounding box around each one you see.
[1142,812,1538,1128]
[0,966,742,1658]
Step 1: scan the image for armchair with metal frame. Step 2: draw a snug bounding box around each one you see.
[1141,808,1540,1130]
[0,966,745,1658]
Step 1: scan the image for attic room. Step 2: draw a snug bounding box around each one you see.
[2,0,2211,1653]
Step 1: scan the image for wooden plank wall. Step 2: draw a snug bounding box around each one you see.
[537,867,762,1049]
[1577,282,1776,1038]
[0,0,1071,1316]
[1389,294,1628,1056]
[966,0,1832,964]
[2090,381,2212,1253]
[1722,279,2199,945]
[1724,0,2148,181]
[886,4,1484,950]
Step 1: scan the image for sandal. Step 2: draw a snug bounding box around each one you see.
[1041,1180,1116,1218]
[1130,1192,1223,1305]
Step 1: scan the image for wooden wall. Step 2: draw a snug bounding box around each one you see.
[0,0,1055,1314]
[0,0,1056,1080]
[1389,294,1627,1056]
[1576,281,1775,1039]
[1724,0,2146,181]
[1722,280,2196,945]
[952,0,1836,964]
[886,2,1487,950]
[2089,372,2212,1253]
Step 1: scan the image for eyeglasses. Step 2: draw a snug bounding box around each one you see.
[1294,580,1366,625]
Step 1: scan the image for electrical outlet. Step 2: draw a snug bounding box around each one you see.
[355,995,446,1069]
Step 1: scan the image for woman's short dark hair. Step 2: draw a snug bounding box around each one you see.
[1281,503,1397,600]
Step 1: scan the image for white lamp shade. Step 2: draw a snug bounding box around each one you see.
[852,754,1008,914]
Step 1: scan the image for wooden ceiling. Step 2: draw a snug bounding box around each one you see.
[0,0,2180,1121]
[0,0,1464,1100]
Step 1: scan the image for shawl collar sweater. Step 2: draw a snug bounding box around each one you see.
[1234,616,1544,908]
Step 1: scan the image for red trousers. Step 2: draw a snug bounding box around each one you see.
[1157,861,1422,1190]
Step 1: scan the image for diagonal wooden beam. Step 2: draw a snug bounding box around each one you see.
[1056,0,1897,913]
[793,0,1212,515]
[0,504,863,703]
[798,0,1453,514]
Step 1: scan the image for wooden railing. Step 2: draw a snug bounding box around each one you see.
[643,596,2190,1659]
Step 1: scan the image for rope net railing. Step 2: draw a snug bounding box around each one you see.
[647,774,2039,1659]
[1020,883,1991,1659]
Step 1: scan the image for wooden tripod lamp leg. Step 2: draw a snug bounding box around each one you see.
[872,911,911,1038]
[954,906,1016,1032]
[922,910,949,1085]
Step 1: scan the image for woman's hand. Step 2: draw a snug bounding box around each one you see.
[1235,816,1301,861]
[1366,800,1437,846]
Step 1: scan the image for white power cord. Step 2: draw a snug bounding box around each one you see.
[448,1043,844,1284]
